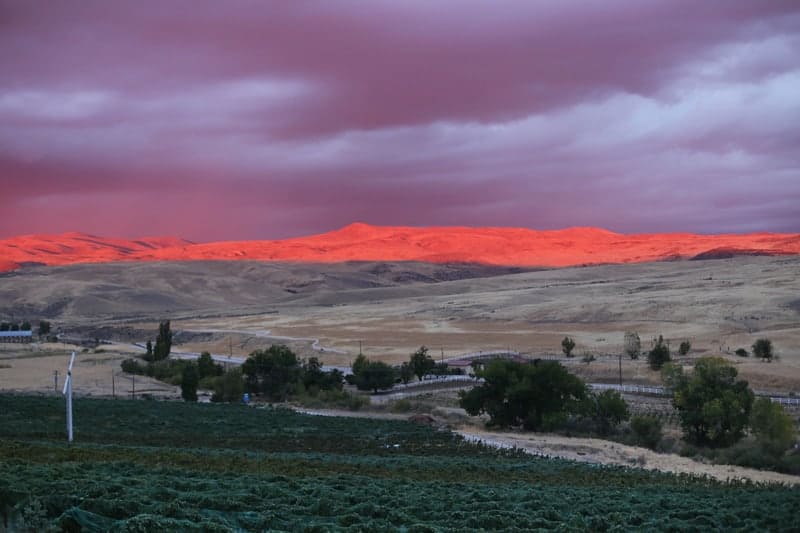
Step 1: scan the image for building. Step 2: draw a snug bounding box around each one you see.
[0,330,33,343]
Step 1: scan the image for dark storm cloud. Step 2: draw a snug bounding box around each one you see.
[0,0,798,239]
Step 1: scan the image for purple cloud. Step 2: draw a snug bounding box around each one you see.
[0,0,798,240]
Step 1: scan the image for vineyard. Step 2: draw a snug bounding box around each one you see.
[1,394,799,531]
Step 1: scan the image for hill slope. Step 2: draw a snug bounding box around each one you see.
[1,223,799,272]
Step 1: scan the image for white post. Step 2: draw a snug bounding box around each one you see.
[63,352,75,442]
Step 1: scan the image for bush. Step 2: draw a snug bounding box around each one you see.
[735,348,749,358]
[630,416,663,450]
[752,338,773,362]
[647,335,671,370]
[589,390,629,436]
[561,336,576,357]
[678,341,691,356]
[121,359,148,375]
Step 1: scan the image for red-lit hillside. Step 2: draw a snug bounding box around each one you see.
[1,223,799,272]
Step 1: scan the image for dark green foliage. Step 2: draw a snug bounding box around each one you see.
[9,323,19,331]
[589,390,630,436]
[181,364,199,402]
[672,357,754,447]
[750,398,797,457]
[752,338,773,361]
[459,359,587,430]
[145,340,153,359]
[210,368,245,403]
[1,394,798,531]
[630,416,663,450]
[399,362,413,385]
[121,358,148,375]
[37,320,51,336]
[242,345,300,401]
[409,346,435,381]
[354,361,396,393]
[648,335,671,370]
[197,352,223,379]
[19,321,31,331]
[0,322,8,331]
[678,340,691,356]
[561,336,575,357]
[735,348,749,358]
[302,357,343,392]
[153,320,173,361]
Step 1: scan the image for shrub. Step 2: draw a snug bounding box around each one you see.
[752,338,773,362]
[647,335,670,370]
[561,337,576,357]
[750,397,797,457]
[624,332,641,360]
[678,341,691,356]
[735,348,749,358]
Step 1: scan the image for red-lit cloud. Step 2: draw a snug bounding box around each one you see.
[1,1,798,240]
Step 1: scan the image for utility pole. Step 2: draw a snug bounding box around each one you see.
[112,370,115,399]
[131,374,135,399]
[618,353,623,387]
[229,337,233,359]
[359,340,362,356]
[441,346,444,364]
[54,370,58,393]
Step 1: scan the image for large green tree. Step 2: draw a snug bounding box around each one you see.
[181,364,199,402]
[153,320,173,361]
[242,345,301,401]
[750,397,796,457]
[409,346,435,381]
[459,359,588,431]
[354,360,396,393]
[197,352,223,379]
[671,357,754,447]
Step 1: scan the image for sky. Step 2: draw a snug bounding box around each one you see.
[1,1,799,241]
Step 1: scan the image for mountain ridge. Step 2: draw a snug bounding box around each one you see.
[1,224,799,272]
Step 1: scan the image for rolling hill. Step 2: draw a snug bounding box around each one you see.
[1,223,799,272]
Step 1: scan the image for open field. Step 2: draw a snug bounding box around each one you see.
[2,394,799,531]
[2,255,797,393]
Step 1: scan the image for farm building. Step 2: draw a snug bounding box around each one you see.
[0,330,33,343]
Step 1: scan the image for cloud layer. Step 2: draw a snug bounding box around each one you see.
[1,0,798,240]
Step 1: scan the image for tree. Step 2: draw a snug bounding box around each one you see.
[735,348,749,358]
[589,390,630,436]
[20,321,31,331]
[242,345,301,401]
[302,357,343,392]
[630,415,663,450]
[624,332,641,360]
[678,341,691,356]
[0,322,9,331]
[211,367,245,403]
[409,346,435,381]
[561,336,576,358]
[10,323,19,331]
[37,320,51,337]
[648,335,670,370]
[459,359,588,431]
[752,338,773,362]
[750,398,797,457]
[399,362,414,385]
[145,340,153,359]
[181,364,199,402]
[354,360,396,393]
[671,357,754,447]
[197,351,222,379]
[153,320,173,361]
[351,353,368,377]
